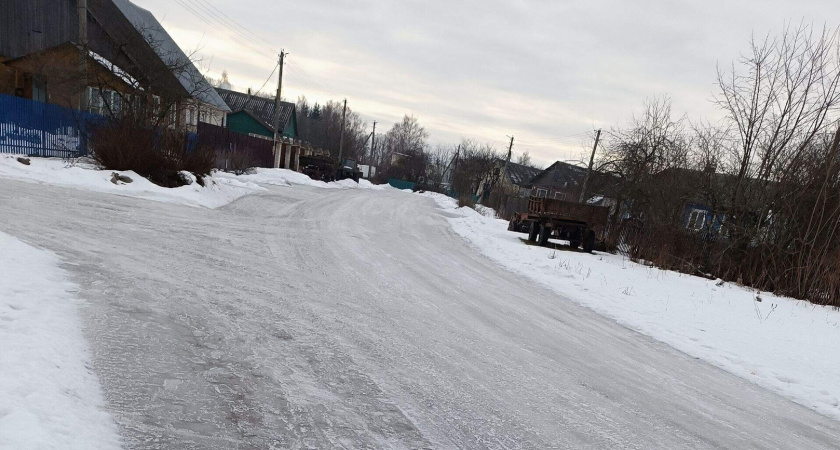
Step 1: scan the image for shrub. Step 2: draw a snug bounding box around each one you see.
[226,150,257,175]
[89,118,214,188]
[458,195,475,208]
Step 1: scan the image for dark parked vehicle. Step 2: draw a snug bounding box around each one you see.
[336,158,362,182]
[300,155,337,182]
[508,196,609,253]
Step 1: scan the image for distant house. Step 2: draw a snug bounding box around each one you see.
[216,88,297,140]
[0,0,230,130]
[526,161,588,200]
[650,167,737,234]
[478,159,542,198]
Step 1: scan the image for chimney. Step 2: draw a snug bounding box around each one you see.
[247,88,251,96]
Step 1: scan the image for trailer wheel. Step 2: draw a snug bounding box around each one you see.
[569,228,582,249]
[528,221,539,242]
[508,218,518,232]
[583,229,596,253]
[538,223,551,247]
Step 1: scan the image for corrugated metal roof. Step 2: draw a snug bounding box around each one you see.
[111,0,230,112]
[216,88,295,132]
[502,160,543,187]
[530,161,587,188]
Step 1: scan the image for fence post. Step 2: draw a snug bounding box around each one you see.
[40,99,46,157]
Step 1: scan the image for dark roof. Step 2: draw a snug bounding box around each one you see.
[501,160,542,187]
[216,88,295,132]
[1,0,229,110]
[528,161,587,188]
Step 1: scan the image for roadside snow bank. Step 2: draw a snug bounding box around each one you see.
[0,156,264,208]
[0,232,122,449]
[419,191,840,421]
[215,168,388,190]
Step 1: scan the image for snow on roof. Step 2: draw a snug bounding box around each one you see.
[88,49,140,89]
[111,0,230,112]
[502,160,542,187]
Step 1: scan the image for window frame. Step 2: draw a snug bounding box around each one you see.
[687,208,707,231]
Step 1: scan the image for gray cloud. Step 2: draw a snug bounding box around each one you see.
[140,0,839,166]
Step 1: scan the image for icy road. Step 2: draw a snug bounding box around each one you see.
[2,178,839,449]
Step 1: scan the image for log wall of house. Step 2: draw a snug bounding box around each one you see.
[1,0,79,59]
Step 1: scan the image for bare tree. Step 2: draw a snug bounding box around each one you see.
[451,139,501,199]
[296,97,369,161]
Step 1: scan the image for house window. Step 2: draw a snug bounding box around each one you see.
[87,87,103,114]
[199,110,207,123]
[32,78,47,102]
[110,92,122,115]
[87,88,123,116]
[168,105,177,128]
[131,94,146,116]
[536,188,548,198]
[687,209,706,231]
[554,192,567,200]
[187,108,198,126]
[152,96,161,115]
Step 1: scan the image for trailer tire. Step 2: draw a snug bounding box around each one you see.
[583,229,596,253]
[569,228,582,249]
[528,221,539,242]
[539,223,551,247]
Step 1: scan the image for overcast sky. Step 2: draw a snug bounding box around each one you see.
[136,0,838,167]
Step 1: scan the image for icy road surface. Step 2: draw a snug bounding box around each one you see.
[2,178,839,449]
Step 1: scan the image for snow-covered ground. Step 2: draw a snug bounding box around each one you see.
[214,167,388,191]
[0,232,122,450]
[418,191,840,421]
[0,155,264,208]
[0,157,388,209]
[2,179,839,448]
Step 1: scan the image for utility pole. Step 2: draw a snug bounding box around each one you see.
[78,0,88,110]
[489,135,514,198]
[579,129,602,203]
[338,98,347,161]
[370,121,376,164]
[502,135,514,179]
[272,51,285,144]
[448,143,461,193]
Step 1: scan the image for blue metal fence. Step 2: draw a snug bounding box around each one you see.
[388,178,416,190]
[0,94,101,158]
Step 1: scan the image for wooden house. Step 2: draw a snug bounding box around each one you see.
[0,0,230,130]
[215,88,298,140]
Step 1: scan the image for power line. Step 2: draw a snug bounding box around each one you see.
[516,132,593,146]
[172,0,344,101]
[172,0,274,60]
[251,62,279,98]
[192,0,279,52]
[286,60,340,99]
[180,0,277,56]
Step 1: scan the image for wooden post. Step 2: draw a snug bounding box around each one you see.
[579,129,601,203]
[78,0,88,110]
[338,98,347,161]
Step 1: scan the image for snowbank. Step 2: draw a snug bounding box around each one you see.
[0,156,264,208]
[0,232,122,449]
[419,191,840,421]
[215,168,389,190]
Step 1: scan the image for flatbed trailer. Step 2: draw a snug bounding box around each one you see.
[300,155,336,182]
[508,196,609,253]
